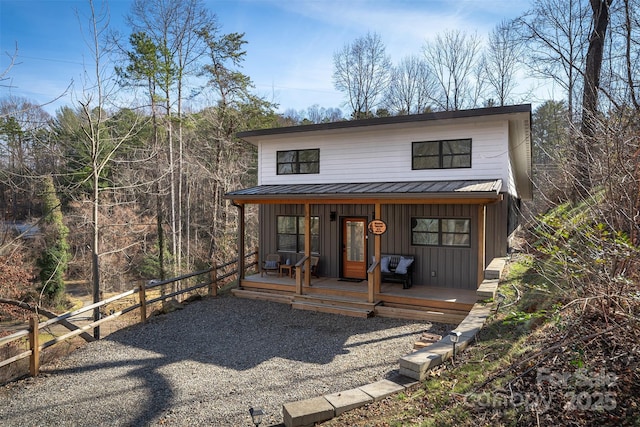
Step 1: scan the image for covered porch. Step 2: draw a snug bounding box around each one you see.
[226,180,504,322]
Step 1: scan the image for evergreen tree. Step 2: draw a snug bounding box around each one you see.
[36,175,70,305]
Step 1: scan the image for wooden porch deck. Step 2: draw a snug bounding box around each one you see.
[233,273,478,323]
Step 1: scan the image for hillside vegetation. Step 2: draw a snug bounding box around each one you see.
[324,199,640,426]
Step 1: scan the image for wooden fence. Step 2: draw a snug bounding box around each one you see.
[0,250,257,379]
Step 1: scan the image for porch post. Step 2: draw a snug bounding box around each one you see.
[477,204,486,287]
[236,202,246,280]
[372,203,382,301]
[304,202,311,287]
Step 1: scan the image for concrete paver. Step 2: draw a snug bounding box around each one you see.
[283,397,334,427]
[359,379,406,401]
[325,388,373,415]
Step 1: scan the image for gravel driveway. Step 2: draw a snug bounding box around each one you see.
[0,295,452,426]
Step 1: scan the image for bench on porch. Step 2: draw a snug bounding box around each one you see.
[380,254,414,289]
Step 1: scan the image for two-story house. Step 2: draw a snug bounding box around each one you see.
[225,104,532,320]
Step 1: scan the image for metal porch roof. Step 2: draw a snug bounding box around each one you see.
[225,179,502,202]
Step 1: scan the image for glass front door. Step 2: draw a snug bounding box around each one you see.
[342,217,367,279]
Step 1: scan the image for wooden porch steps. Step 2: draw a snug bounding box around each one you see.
[232,288,294,305]
[291,294,378,318]
[375,304,468,324]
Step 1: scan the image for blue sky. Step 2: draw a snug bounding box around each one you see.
[1,0,535,116]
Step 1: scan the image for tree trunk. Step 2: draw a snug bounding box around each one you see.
[92,170,100,339]
[575,0,613,200]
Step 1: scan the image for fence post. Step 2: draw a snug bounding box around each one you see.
[29,316,40,377]
[209,261,218,297]
[139,282,147,323]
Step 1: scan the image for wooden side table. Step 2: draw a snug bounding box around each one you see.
[279,264,294,278]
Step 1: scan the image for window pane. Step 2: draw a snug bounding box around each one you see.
[310,217,320,234]
[413,156,439,169]
[277,151,296,162]
[278,163,294,174]
[442,233,470,246]
[443,154,470,168]
[298,149,319,162]
[346,221,365,262]
[442,139,471,154]
[413,141,439,156]
[450,154,471,168]
[299,162,319,173]
[288,216,320,252]
[278,235,296,252]
[311,235,320,253]
[412,218,438,232]
[455,234,470,245]
[278,216,297,233]
[413,232,439,246]
[442,219,469,233]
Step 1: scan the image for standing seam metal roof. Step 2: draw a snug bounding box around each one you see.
[225,179,502,198]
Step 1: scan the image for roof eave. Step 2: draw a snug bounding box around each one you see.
[226,191,502,205]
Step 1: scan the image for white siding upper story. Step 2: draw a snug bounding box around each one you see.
[237,105,533,200]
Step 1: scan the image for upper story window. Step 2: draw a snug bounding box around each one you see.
[412,139,472,169]
[277,149,320,174]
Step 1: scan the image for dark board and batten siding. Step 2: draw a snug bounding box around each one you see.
[260,200,506,290]
[381,204,477,289]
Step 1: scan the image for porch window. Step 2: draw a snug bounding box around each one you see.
[277,216,320,253]
[277,149,320,174]
[411,218,471,247]
[412,139,471,169]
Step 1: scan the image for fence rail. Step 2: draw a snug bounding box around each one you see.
[0,250,258,378]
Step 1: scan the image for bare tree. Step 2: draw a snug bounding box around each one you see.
[618,0,640,110]
[0,97,54,218]
[0,46,18,89]
[280,108,301,125]
[423,30,482,111]
[333,32,391,119]
[197,26,275,260]
[324,107,344,122]
[127,0,213,280]
[75,0,142,338]
[484,20,523,106]
[384,55,435,115]
[306,104,325,124]
[574,0,614,198]
[116,31,169,283]
[516,0,589,119]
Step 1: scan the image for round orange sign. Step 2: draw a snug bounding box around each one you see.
[368,219,387,235]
